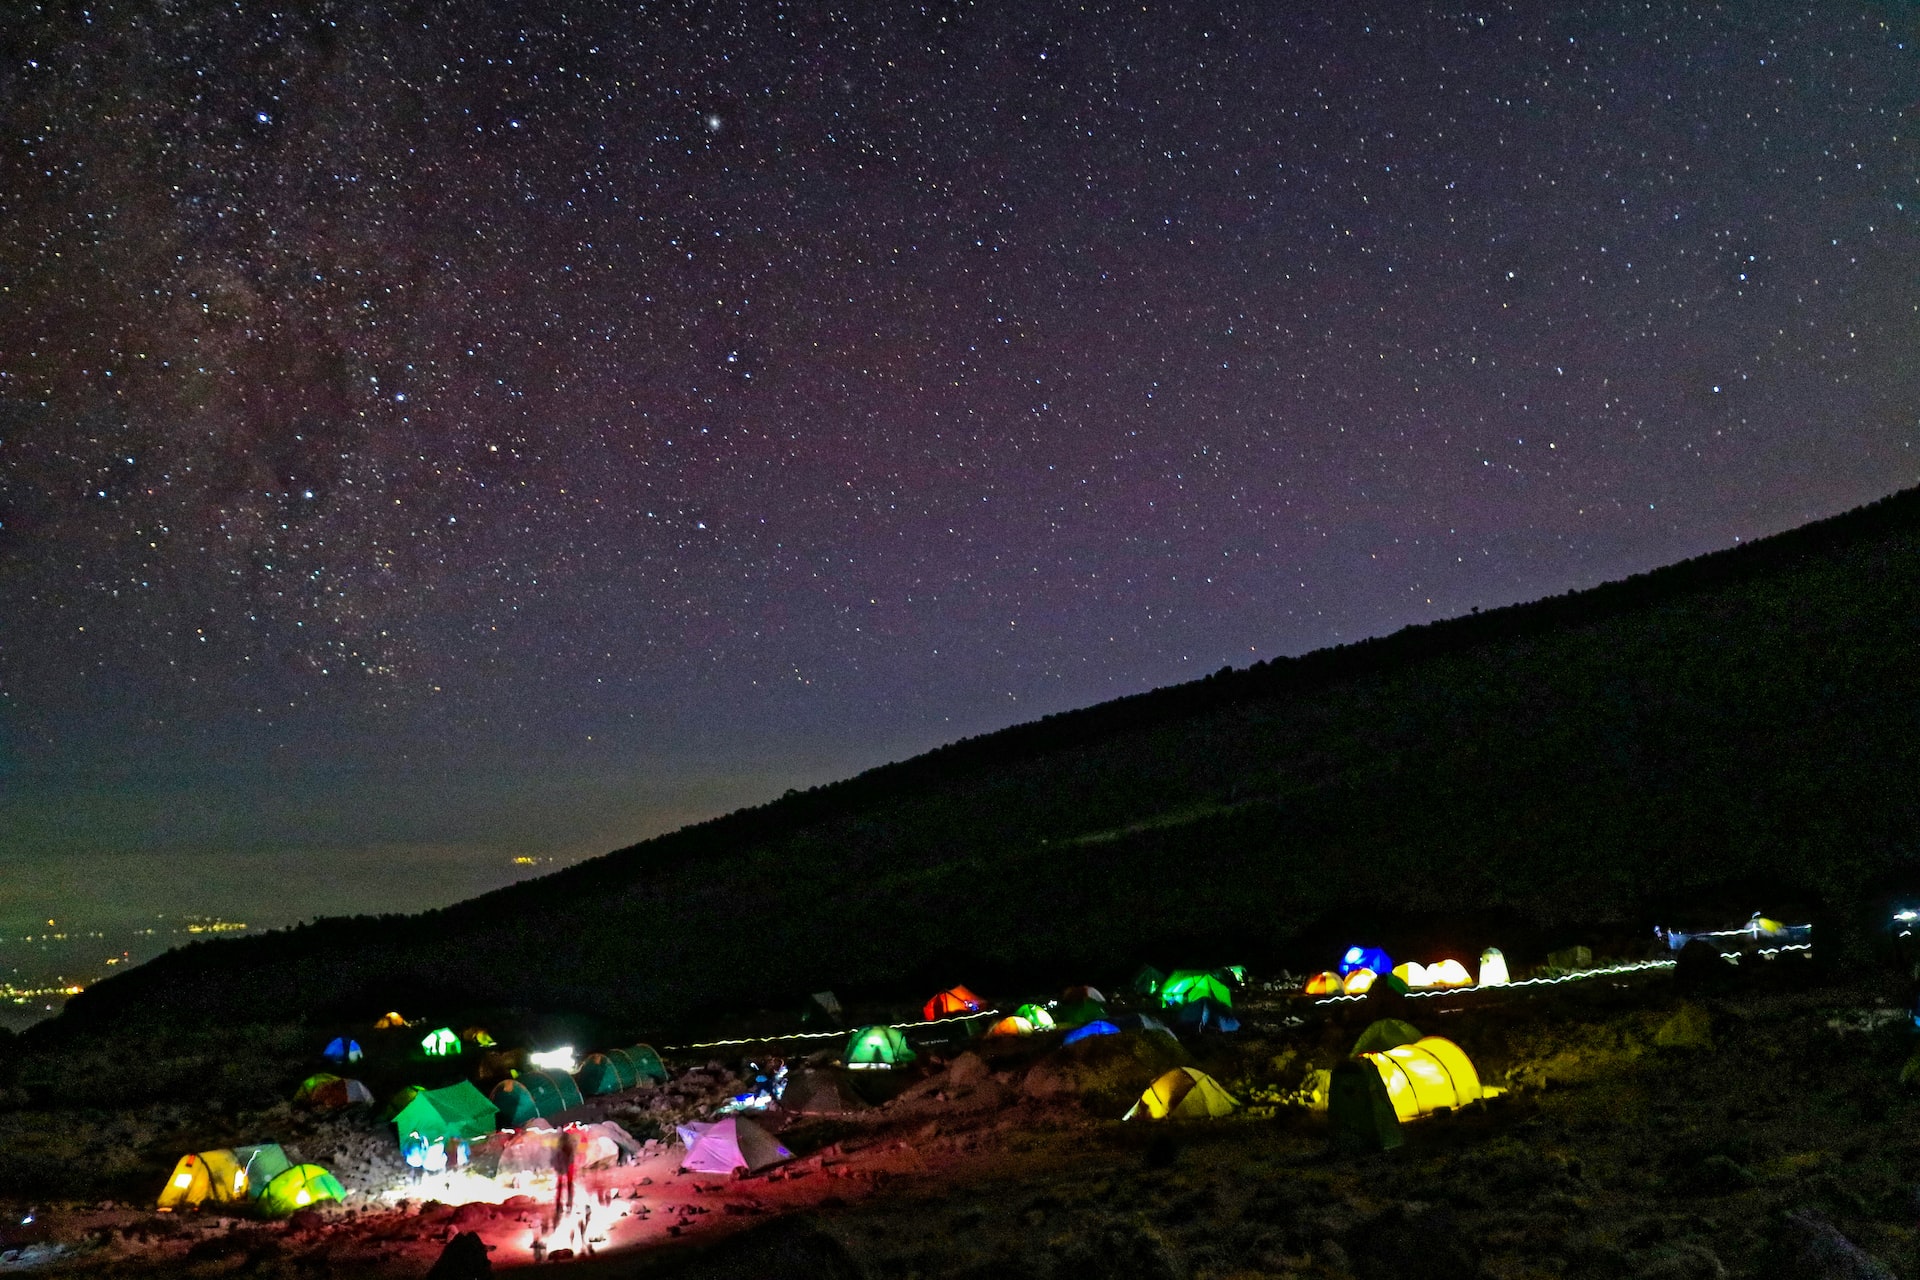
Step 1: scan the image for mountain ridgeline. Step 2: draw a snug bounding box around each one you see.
[55,488,1920,1036]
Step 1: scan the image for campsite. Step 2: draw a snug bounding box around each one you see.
[6,919,1920,1277]
[6,497,1920,1277]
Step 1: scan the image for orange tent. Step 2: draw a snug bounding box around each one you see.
[1304,971,1344,995]
[922,986,985,1020]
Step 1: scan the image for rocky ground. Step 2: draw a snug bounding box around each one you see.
[5,955,1920,1278]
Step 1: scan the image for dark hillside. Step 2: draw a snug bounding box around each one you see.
[50,487,1920,1037]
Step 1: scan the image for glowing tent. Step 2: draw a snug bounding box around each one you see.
[1342,969,1378,995]
[985,1015,1036,1037]
[374,1012,409,1029]
[1338,946,1392,977]
[1124,1067,1240,1121]
[1012,1003,1057,1029]
[1159,970,1232,1007]
[1062,1020,1121,1045]
[257,1165,346,1218]
[420,1027,462,1057]
[390,1080,498,1145]
[1391,961,1430,989]
[156,1144,292,1211]
[1361,1036,1486,1120]
[1131,964,1165,996]
[1478,948,1510,986]
[923,986,985,1020]
[677,1116,792,1176]
[1304,971,1345,995]
[321,1037,362,1064]
[845,1024,916,1069]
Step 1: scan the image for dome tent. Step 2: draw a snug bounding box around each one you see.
[1012,1003,1056,1029]
[295,1075,374,1110]
[923,986,985,1020]
[985,1015,1036,1037]
[155,1144,292,1211]
[1338,946,1392,977]
[677,1116,792,1176]
[258,1165,345,1218]
[420,1027,462,1057]
[1351,1018,1424,1056]
[846,1024,916,1069]
[321,1037,362,1064]
[1159,970,1232,1007]
[1054,995,1107,1026]
[1062,1020,1120,1045]
[1124,1067,1239,1121]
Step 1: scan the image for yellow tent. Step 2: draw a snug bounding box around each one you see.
[1124,1067,1239,1121]
[1361,1036,1486,1120]
[374,1011,408,1029]
[157,1150,246,1210]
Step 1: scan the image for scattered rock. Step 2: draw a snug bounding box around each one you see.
[425,1230,493,1279]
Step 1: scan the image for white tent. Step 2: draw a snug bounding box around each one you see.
[675,1116,792,1176]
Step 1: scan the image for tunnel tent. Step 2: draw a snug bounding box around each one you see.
[613,1044,669,1084]
[489,1079,541,1129]
[491,1069,583,1125]
[1160,970,1232,1007]
[1055,996,1106,1027]
[677,1116,792,1176]
[391,1080,498,1145]
[1062,1020,1121,1046]
[845,1024,916,1069]
[1012,1003,1056,1029]
[923,986,985,1020]
[420,1027,462,1057]
[321,1037,362,1064]
[575,1052,639,1096]
[1352,1018,1424,1056]
[257,1165,345,1218]
[1124,1067,1239,1121]
[1362,1036,1487,1121]
[1130,964,1166,996]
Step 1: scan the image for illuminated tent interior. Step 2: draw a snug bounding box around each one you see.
[1124,1067,1240,1121]
[845,1024,916,1069]
[1361,1036,1487,1120]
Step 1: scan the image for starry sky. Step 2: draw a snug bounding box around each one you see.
[3,0,1916,936]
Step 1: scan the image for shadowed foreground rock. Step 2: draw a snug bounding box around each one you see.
[425,1231,492,1279]
[622,1216,868,1279]
[1779,1209,1896,1280]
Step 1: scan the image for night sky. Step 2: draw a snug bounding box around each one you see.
[3,1,1916,935]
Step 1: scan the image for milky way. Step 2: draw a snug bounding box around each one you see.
[3,1,1916,929]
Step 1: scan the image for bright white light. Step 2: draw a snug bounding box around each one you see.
[1896,910,1917,922]
[530,1046,576,1073]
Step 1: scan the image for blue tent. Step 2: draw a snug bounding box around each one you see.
[1338,945,1393,977]
[1062,1020,1121,1045]
[1171,999,1240,1034]
[322,1037,363,1064]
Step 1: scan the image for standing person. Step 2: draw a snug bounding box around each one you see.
[560,1128,579,1214]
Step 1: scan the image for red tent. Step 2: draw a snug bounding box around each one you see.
[922,986,985,1020]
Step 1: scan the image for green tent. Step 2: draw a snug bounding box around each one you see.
[420,1027,462,1057]
[1131,964,1166,996]
[1055,996,1107,1027]
[845,1025,916,1069]
[575,1052,639,1096]
[1013,1003,1057,1029]
[257,1164,346,1217]
[390,1080,498,1145]
[1351,1018,1423,1056]
[1328,1059,1403,1152]
[232,1143,293,1199]
[613,1044,669,1084]
[1160,970,1232,1007]
[490,1069,584,1126]
[381,1084,425,1122]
